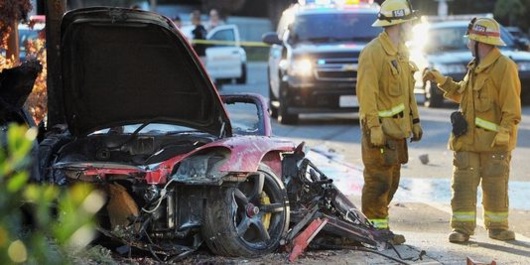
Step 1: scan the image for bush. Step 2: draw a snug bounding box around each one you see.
[0,124,104,264]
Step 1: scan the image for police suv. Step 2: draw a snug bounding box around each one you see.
[262,0,381,124]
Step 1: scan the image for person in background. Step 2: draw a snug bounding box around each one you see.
[172,15,182,28]
[206,8,225,32]
[190,10,207,63]
[423,17,521,243]
[356,0,422,245]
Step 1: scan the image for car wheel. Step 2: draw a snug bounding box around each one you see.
[278,81,298,125]
[424,81,443,108]
[236,63,247,84]
[202,164,290,257]
[38,134,71,184]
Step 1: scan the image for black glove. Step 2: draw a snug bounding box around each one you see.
[450,111,467,137]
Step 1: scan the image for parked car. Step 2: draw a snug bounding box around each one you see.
[18,16,46,62]
[262,1,381,124]
[4,7,397,261]
[410,20,530,107]
[505,26,530,51]
[181,24,247,85]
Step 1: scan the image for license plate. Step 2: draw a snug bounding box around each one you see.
[339,95,358,107]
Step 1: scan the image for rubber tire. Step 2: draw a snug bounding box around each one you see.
[277,81,298,125]
[236,63,247,84]
[202,164,290,257]
[38,134,70,183]
[425,82,444,108]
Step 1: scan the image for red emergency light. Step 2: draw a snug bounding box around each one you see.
[299,0,374,5]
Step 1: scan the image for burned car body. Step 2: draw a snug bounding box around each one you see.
[37,7,391,260]
[39,7,295,257]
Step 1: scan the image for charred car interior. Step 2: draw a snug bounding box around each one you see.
[0,7,408,263]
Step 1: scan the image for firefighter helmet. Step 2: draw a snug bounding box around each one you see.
[372,0,418,27]
[466,18,506,46]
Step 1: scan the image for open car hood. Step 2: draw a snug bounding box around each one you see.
[55,7,231,137]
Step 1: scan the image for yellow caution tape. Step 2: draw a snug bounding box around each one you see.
[190,39,270,47]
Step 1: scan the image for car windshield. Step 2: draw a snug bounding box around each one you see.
[90,123,199,135]
[423,25,516,53]
[290,13,380,43]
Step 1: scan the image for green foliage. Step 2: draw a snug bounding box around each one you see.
[0,0,33,47]
[495,0,526,26]
[0,124,104,264]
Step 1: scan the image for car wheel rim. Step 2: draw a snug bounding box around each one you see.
[231,172,287,245]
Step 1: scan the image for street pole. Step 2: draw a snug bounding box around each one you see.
[150,0,157,12]
[434,0,453,17]
[45,0,66,126]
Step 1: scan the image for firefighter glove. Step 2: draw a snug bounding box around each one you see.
[370,126,386,147]
[423,68,447,85]
[490,128,510,147]
[411,123,423,142]
[450,111,468,137]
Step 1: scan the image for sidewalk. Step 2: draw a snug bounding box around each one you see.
[288,149,530,264]
[336,197,530,264]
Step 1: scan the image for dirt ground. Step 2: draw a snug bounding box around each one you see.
[79,195,530,265]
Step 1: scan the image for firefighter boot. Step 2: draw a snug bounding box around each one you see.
[390,233,406,245]
[489,229,515,241]
[448,230,469,243]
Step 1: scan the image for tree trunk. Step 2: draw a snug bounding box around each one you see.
[6,20,20,64]
[150,0,157,12]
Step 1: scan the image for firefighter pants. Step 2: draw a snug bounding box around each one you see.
[361,133,408,229]
[451,151,511,235]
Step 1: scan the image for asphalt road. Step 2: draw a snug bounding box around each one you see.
[221,62,530,181]
[217,62,530,264]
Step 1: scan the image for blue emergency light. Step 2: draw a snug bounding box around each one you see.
[298,0,366,6]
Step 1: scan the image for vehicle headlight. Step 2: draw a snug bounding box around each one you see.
[176,156,209,179]
[173,153,226,182]
[434,63,467,75]
[517,61,530,71]
[289,58,313,76]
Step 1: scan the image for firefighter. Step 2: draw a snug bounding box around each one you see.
[423,17,521,243]
[357,0,422,245]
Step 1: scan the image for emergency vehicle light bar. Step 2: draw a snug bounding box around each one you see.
[298,0,374,6]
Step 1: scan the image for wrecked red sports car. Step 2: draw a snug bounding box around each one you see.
[6,7,392,262]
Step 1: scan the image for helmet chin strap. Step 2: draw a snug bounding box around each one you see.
[474,41,480,66]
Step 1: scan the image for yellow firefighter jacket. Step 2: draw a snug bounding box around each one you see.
[357,31,420,139]
[439,48,521,152]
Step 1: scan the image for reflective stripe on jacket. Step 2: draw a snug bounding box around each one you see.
[378,103,405,118]
[357,31,420,139]
[439,48,521,152]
